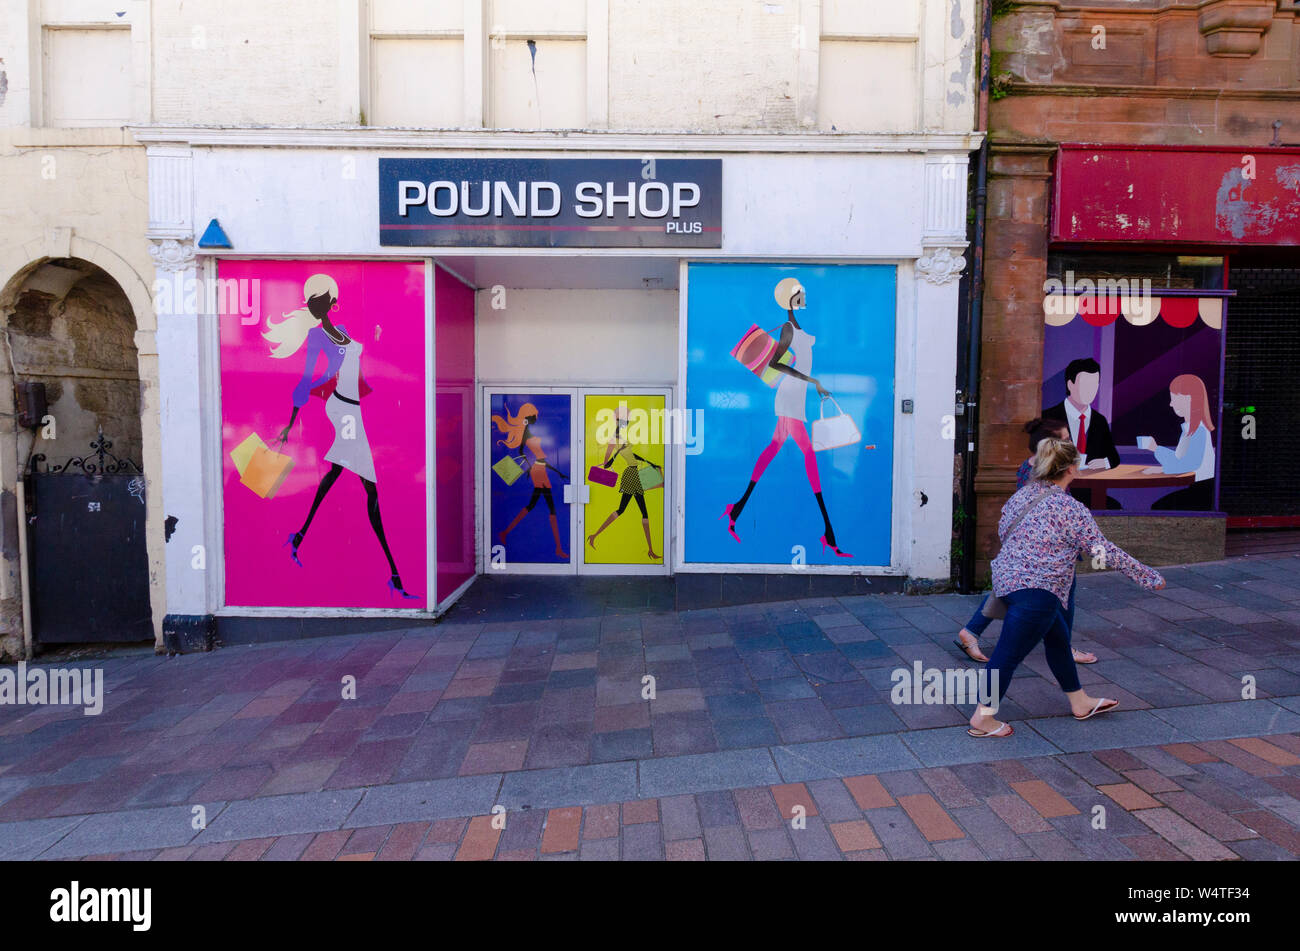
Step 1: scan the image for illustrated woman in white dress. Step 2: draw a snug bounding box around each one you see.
[266,274,416,599]
[722,277,852,557]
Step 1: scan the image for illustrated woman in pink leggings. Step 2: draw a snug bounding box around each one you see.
[721,277,851,557]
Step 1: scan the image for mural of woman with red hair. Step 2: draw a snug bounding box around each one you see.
[1140,372,1217,510]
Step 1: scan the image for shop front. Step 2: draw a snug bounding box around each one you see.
[141,131,975,646]
[1039,144,1300,562]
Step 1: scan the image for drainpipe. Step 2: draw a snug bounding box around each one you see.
[959,0,993,594]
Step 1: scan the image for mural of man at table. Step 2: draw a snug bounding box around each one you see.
[1042,290,1224,513]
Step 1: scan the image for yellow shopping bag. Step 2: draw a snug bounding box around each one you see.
[230,433,267,477]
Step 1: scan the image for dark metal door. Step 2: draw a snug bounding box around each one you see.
[26,432,151,643]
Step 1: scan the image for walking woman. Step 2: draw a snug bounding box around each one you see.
[493,401,570,559]
[269,273,416,599]
[955,417,1098,665]
[722,277,851,556]
[586,411,663,559]
[968,436,1165,738]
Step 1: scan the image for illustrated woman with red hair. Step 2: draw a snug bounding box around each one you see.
[493,401,570,558]
[722,277,851,556]
[1140,373,1217,510]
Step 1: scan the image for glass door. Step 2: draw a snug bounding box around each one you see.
[483,387,577,574]
[578,389,672,575]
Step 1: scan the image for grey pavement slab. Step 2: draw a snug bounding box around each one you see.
[496,762,637,810]
[0,815,87,860]
[900,723,1061,766]
[637,748,781,798]
[1147,699,1300,741]
[345,774,502,827]
[1273,695,1300,715]
[42,802,227,858]
[195,791,360,844]
[1025,710,1191,753]
[771,734,921,781]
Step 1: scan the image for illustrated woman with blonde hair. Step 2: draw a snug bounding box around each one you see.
[586,409,663,559]
[722,277,851,556]
[493,401,570,558]
[269,273,416,599]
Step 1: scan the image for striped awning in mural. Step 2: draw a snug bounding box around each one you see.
[1043,294,1225,329]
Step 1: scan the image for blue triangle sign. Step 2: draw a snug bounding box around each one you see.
[198,218,232,248]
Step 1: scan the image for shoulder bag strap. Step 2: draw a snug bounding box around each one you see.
[998,484,1058,549]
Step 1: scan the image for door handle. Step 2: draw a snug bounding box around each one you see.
[581,484,591,504]
[563,484,574,504]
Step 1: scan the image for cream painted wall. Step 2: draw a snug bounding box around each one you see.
[475,288,678,385]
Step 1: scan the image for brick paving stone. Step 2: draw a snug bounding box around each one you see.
[1155,791,1258,842]
[540,807,582,854]
[703,825,750,860]
[932,837,988,861]
[947,763,1011,799]
[986,793,1052,834]
[844,774,895,810]
[666,838,706,861]
[1120,769,1182,794]
[877,769,930,798]
[829,819,882,852]
[1133,808,1239,860]
[459,740,528,775]
[950,804,1032,859]
[226,838,275,861]
[789,816,843,860]
[695,790,740,828]
[1229,737,1300,767]
[261,833,314,861]
[1097,783,1161,811]
[376,822,430,861]
[1021,758,1095,798]
[1020,830,1087,861]
[428,818,468,843]
[622,799,659,824]
[1197,740,1281,777]
[658,794,702,841]
[770,782,818,820]
[897,793,965,842]
[1126,746,1197,777]
[579,838,620,861]
[1093,748,1146,772]
[863,806,933,859]
[918,767,980,809]
[806,778,864,821]
[1260,733,1300,756]
[583,804,620,839]
[1119,833,1191,863]
[622,823,664,861]
[342,825,391,855]
[299,830,350,861]
[1235,810,1300,855]
[733,788,781,830]
[1010,781,1080,818]
[189,842,236,861]
[746,827,795,860]
[455,815,501,861]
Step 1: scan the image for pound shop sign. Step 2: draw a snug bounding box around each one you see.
[379,158,722,248]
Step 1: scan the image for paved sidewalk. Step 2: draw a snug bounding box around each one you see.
[2,555,1300,860]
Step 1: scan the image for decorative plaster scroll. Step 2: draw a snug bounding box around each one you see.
[148,238,196,273]
[916,247,966,285]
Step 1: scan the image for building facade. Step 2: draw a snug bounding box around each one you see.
[2,1,980,656]
[972,0,1300,576]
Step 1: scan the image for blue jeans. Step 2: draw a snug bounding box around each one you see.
[966,576,1076,639]
[983,588,1081,703]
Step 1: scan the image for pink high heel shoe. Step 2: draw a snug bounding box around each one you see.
[821,535,853,558]
[719,504,741,543]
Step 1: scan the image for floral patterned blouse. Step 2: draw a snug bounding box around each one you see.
[992,481,1165,608]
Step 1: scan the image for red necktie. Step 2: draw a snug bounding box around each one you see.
[1077,414,1087,454]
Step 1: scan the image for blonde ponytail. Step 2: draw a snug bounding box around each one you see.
[1031,436,1081,482]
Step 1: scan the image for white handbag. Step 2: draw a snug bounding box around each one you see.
[812,396,862,452]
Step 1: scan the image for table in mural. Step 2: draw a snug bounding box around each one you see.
[1073,463,1194,510]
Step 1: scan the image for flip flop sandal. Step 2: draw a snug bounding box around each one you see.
[1074,698,1119,721]
[954,636,988,663]
[967,722,1014,738]
[1072,649,1098,664]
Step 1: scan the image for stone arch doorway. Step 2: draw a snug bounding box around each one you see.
[0,256,151,657]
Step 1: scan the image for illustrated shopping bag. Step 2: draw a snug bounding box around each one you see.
[730,324,793,388]
[811,397,862,452]
[587,465,618,488]
[240,445,295,498]
[493,455,527,486]
[230,432,267,477]
[638,465,664,491]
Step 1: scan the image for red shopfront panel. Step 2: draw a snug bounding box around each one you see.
[1053,146,1300,246]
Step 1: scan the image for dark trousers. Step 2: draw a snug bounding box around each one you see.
[966,576,1076,639]
[983,588,1081,704]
